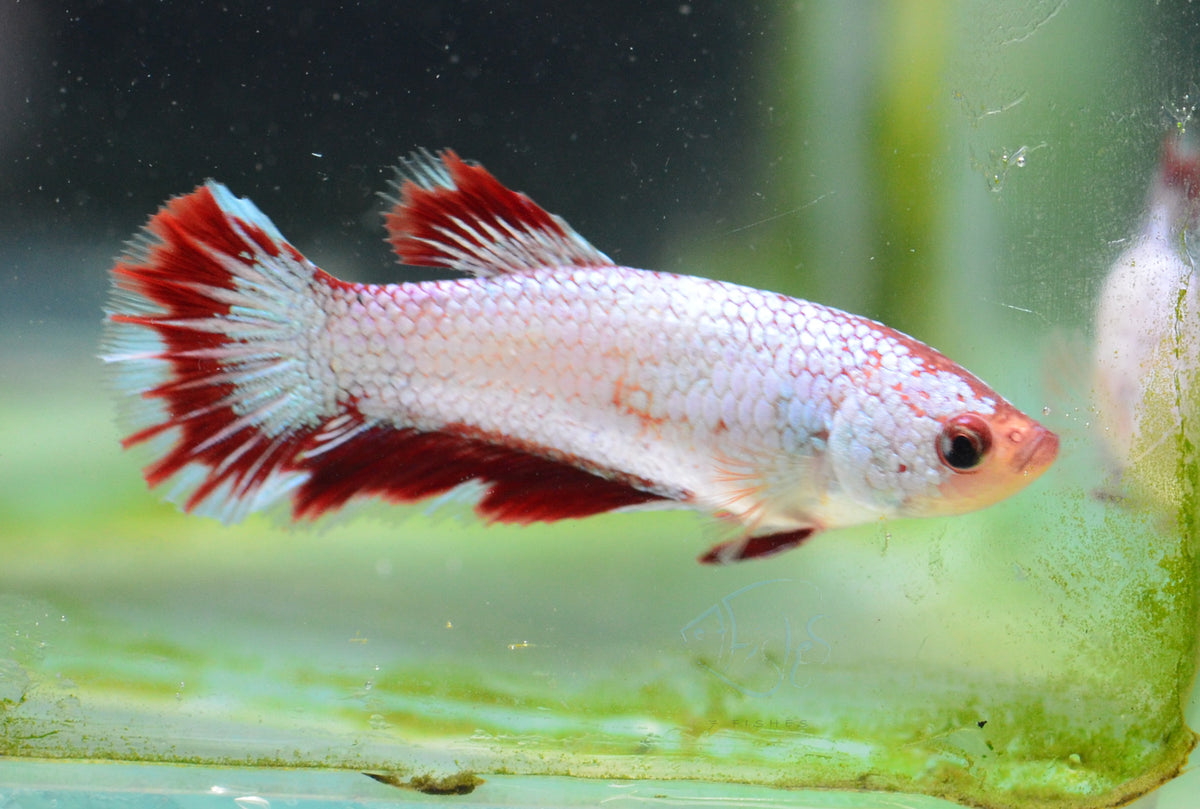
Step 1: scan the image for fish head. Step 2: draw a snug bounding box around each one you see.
[825,348,1058,524]
[915,402,1059,517]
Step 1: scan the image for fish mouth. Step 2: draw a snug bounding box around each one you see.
[1010,425,1059,477]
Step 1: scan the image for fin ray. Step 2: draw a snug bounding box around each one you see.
[384,149,615,276]
[292,415,667,524]
[102,182,339,522]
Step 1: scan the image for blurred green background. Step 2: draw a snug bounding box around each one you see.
[2,2,1200,808]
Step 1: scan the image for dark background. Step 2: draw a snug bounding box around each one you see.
[2,1,778,287]
[5,1,1200,331]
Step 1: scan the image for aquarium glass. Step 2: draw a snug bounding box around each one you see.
[1,2,1198,808]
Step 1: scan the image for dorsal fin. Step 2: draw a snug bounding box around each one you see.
[383,149,614,277]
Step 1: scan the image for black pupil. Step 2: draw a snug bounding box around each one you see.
[945,433,981,469]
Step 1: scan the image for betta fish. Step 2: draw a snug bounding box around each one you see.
[1093,133,1200,483]
[103,150,1058,563]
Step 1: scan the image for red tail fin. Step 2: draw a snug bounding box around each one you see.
[103,183,341,521]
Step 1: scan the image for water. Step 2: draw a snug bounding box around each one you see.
[2,2,1199,808]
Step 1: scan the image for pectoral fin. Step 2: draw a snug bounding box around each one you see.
[698,528,816,565]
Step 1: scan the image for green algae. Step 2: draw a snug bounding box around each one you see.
[3,399,1198,808]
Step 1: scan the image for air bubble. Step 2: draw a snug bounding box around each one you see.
[980,143,1043,192]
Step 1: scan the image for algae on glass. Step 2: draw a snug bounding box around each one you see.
[2,1,1199,809]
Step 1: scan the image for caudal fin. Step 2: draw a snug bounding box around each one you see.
[102,183,339,521]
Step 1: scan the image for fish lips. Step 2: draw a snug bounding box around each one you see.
[1011,424,1059,478]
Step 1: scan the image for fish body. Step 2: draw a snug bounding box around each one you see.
[104,150,1057,562]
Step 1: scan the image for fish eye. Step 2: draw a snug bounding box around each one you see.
[936,414,992,472]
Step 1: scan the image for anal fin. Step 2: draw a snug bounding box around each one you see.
[293,417,668,524]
